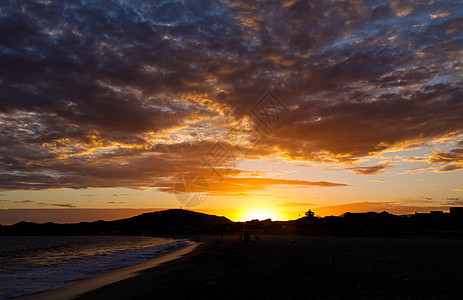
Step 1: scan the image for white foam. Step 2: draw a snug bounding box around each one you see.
[0,239,186,299]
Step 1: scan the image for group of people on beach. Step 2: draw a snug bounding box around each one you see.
[239,231,259,248]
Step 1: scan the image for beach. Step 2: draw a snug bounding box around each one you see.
[60,235,463,299]
[13,240,197,300]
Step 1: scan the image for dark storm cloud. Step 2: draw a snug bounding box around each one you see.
[1,0,462,190]
[259,84,463,163]
[0,137,349,192]
[0,147,202,190]
[0,0,229,140]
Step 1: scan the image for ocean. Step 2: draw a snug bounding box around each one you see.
[0,236,186,299]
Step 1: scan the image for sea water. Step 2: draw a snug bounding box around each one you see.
[0,236,186,299]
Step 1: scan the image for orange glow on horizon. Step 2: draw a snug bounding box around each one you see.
[236,208,282,221]
[193,208,302,222]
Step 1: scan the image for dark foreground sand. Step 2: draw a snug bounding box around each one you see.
[73,236,463,300]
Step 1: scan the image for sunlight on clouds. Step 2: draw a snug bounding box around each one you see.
[429,10,450,19]
[390,1,414,17]
[402,167,435,174]
[1,0,463,217]
[264,54,296,67]
[41,131,148,161]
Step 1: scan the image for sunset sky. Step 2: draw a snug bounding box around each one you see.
[1,0,463,224]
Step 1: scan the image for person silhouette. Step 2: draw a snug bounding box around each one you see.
[244,231,250,249]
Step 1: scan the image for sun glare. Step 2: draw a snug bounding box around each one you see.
[240,209,281,221]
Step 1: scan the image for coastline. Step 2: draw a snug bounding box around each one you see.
[76,235,463,300]
[11,235,463,299]
[14,239,201,300]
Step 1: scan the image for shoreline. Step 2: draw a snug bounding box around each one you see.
[15,239,201,300]
[10,235,463,299]
[76,235,463,299]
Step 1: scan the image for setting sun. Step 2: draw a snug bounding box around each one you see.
[239,209,281,221]
[1,0,463,298]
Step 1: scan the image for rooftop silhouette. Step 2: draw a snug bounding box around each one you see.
[2,208,463,237]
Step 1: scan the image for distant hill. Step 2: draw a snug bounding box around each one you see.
[0,209,233,236]
[4,208,463,237]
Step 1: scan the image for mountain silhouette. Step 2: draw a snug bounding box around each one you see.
[0,209,232,236]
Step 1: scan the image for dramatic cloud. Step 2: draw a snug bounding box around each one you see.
[429,142,463,172]
[1,0,462,192]
[159,176,348,197]
[349,164,391,175]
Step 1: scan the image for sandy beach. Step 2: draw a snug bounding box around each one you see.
[59,235,463,300]
[15,241,199,300]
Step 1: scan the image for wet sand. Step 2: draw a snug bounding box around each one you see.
[16,241,199,300]
[74,236,463,299]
